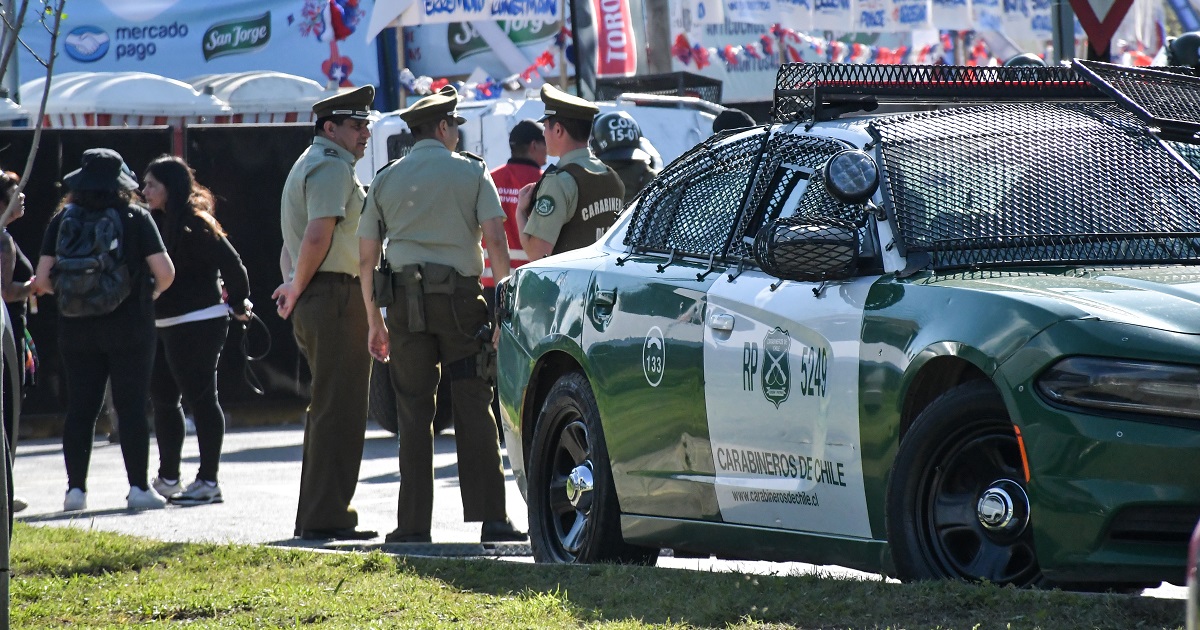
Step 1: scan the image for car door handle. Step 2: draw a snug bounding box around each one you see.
[708,313,734,332]
[594,289,616,308]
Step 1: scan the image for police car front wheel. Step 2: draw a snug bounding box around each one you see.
[886,380,1042,587]
[527,371,657,566]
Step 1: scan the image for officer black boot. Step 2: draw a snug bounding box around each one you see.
[481,517,527,543]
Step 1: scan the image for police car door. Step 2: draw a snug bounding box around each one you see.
[585,129,766,523]
[702,133,876,538]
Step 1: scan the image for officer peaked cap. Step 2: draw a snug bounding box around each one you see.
[313,85,375,120]
[538,83,599,122]
[400,85,467,128]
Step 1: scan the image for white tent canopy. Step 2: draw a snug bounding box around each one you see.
[188,71,331,121]
[0,98,29,124]
[21,72,229,118]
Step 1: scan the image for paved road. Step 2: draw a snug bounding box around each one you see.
[11,423,1186,600]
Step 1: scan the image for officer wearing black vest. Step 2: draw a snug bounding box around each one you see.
[515,84,624,258]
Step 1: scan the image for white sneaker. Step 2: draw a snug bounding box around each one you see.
[169,479,223,506]
[152,476,182,499]
[127,486,166,509]
[63,488,87,512]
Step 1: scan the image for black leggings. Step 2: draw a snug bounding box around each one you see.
[60,314,156,492]
[150,316,229,483]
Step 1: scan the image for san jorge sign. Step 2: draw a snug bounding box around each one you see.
[203,12,271,61]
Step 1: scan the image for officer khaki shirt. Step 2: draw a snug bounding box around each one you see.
[280,135,366,278]
[524,147,610,245]
[358,138,504,278]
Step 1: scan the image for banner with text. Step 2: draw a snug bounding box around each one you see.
[403,21,559,78]
[387,0,559,25]
[594,0,638,76]
[16,0,379,93]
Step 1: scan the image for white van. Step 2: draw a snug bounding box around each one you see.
[355,92,722,185]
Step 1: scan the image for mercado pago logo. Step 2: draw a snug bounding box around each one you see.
[203,12,271,61]
[64,26,111,62]
[66,20,192,63]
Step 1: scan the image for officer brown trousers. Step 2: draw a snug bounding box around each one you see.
[291,272,371,531]
[387,275,507,536]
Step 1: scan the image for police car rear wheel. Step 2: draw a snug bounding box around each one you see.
[527,372,657,566]
[887,380,1042,587]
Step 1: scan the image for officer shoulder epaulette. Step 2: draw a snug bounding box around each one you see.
[460,151,484,162]
[375,158,400,177]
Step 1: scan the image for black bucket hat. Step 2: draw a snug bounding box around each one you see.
[63,148,139,192]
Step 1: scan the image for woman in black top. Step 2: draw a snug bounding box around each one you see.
[142,155,250,506]
[32,148,175,512]
[0,170,34,513]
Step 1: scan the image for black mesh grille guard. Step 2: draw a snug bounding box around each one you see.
[873,102,1200,270]
[773,63,1107,123]
[1073,60,1200,142]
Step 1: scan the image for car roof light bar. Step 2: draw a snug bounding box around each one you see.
[1072,60,1200,143]
[773,63,1108,123]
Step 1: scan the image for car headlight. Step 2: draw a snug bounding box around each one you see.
[1036,357,1200,420]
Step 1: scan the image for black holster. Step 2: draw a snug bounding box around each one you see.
[373,260,394,307]
[445,346,497,384]
[397,264,425,332]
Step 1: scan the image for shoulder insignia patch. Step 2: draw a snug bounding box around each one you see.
[324,148,340,157]
[375,158,400,177]
[534,196,555,217]
[460,151,484,162]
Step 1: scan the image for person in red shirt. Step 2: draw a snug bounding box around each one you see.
[483,120,546,303]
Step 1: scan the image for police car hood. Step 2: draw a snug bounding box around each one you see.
[931,267,1200,334]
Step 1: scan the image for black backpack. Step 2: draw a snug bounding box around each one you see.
[51,204,132,317]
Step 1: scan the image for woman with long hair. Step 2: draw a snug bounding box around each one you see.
[32,148,175,511]
[142,155,250,506]
[0,170,34,513]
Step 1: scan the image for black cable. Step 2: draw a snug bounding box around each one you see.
[238,311,271,395]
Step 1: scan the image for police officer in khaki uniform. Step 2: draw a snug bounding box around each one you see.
[273,85,378,541]
[515,84,625,259]
[357,85,526,544]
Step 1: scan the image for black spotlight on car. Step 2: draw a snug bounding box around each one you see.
[1004,52,1047,67]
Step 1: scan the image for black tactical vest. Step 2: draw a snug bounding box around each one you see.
[539,163,624,255]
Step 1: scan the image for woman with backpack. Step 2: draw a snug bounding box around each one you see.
[32,148,175,511]
[141,155,250,506]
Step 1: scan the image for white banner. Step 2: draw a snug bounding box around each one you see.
[813,0,854,30]
[893,0,935,30]
[973,0,1005,32]
[1003,0,1053,54]
[931,0,974,29]
[386,0,560,26]
[853,0,891,30]
[777,0,815,31]
[723,0,780,25]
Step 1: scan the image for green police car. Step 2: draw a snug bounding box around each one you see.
[495,61,1200,589]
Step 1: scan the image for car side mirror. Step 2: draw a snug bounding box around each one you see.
[753,216,859,282]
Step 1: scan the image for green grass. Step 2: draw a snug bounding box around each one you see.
[10,523,1186,629]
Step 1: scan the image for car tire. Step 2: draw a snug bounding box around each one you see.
[527,372,657,565]
[887,380,1042,587]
